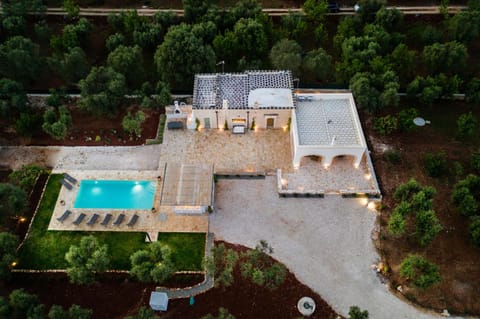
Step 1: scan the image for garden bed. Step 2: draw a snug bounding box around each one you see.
[0,105,161,147]
[364,100,480,315]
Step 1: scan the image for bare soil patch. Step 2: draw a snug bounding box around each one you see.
[0,105,161,146]
[364,100,480,316]
[0,242,339,319]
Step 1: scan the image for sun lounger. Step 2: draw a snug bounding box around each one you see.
[113,214,125,226]
[127,214,139,227]
[63,173,77,184]
[73,213,86,225]
[101,214,112,226]
[87,214,99,226]
[60,179,73,190]
[57,210,72,222]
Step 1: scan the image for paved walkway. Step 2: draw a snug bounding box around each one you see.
[210,178,462,319]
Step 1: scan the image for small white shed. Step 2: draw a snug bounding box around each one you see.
[149,291,168,311]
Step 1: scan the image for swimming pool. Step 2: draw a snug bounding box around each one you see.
[74,180,156,209]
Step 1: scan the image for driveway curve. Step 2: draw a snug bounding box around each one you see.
[210,177,462,319]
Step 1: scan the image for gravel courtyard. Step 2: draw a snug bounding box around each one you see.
[210,177,456,319]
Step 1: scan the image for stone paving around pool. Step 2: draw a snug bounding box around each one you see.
[159,128,293,174]
[159,128,380,195]
[48,169,208,234]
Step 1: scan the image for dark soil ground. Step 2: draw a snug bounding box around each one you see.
[0,105,161,146]
[363,100,480,316]
[0,242,339,319]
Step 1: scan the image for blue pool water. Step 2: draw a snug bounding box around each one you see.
[74,180,156,209]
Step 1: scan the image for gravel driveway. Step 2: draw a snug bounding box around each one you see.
[210,177,460,319]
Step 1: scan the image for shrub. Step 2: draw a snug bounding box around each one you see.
[373,115,398,135]
[424,151,448,178]
[205,243,238,289]
[397,108,418,132]
[383,149,401,164]
[471,152,480,173]
[201,307,236,319]
[240,240,286,290]
[0,232,19,281]
[8,164,46,193]
[469,216,480,247]
[451,174,480,216]
[388,210,406,236]
[14,112,42,137]
[348,305,369,319]
[122,111,146,137]
[399,255,441,289]
[415,210,442,246]
[456,112,478,140]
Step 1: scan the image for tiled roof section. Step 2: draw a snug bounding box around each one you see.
[247,71,293,91]
[192,71,293,109]
[296,97,361,146]
[217,74,248,109]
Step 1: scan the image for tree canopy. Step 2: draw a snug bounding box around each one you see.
[79,66,126,117]
[65,235,110,285]
[107,45,144,90]
[130,241,175,283]
[0,36,42,85]
[269,39,302,76]
[0,232,18,280]
[155,23,215,90]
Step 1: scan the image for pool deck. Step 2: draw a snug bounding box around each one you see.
[48,169,208,233]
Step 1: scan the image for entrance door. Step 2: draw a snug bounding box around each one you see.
[266,117,275,129]
[204,118,210,129]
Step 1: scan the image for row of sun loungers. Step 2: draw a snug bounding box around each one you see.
[57,210,139,227]
[60,174,78,190]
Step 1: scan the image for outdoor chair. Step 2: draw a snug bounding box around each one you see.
[73,213,86,225]
[127,214,139,227]
[113,214,125,226]
[87,214,99,226]
[60,179,73,190]
[57,210,72,222]
[101,214,112,226]
[63,173,78,184]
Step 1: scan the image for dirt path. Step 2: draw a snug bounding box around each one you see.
[41,5,467,16]
[0,145,162,171]
[210,178,464,319]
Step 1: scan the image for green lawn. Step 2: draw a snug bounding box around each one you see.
[18,174,205,271]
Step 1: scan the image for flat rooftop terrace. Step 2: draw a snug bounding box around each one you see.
[295,94,364,147]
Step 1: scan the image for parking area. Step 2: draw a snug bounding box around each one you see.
[210,177,439,319]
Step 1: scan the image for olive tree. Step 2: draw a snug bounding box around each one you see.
[107,45,144,90]
[65,235,110,285]
[42,106,73,140]
[130,242,175,283]
[423,41,468,75]
[79,66,126,117]
[302,48,334,82]
[122,111,146,137]
[48,304,92,319]
[0,183,27,222]
[0,232,19,280]
[0,36,42,85]
[269,39,302,75]
[155,23,215,90]
[399,255,441,289]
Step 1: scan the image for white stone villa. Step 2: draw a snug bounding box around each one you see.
[167,70,368,170]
